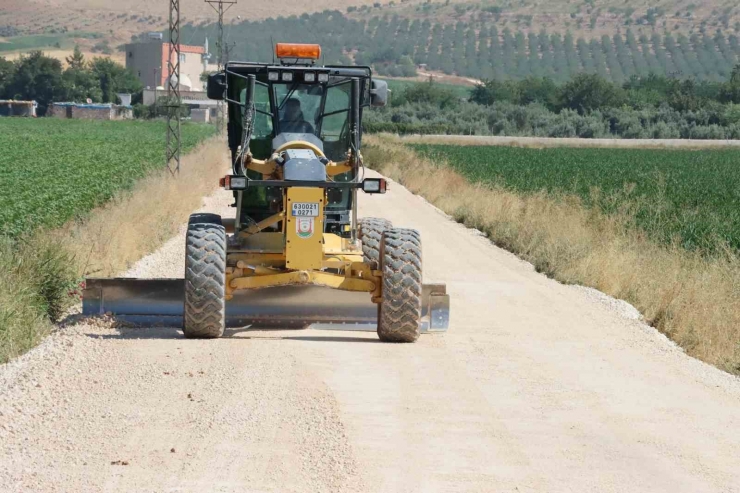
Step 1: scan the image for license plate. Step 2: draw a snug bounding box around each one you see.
[291,202,319,217]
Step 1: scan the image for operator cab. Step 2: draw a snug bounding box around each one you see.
[207,43,388,237]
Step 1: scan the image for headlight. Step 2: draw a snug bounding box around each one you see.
[230,176,247,190]
[304,72,316,82]
[362,178,386,194]
[282,72,294,82]
[220,175,247,190]
[268,71,279,81]
[317,73,329,83]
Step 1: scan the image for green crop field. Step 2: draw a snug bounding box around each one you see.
[0,118,215,237]
[411,144,740,252]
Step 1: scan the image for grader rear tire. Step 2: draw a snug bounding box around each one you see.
[183,213,226,339]
[377,228,422,343]
[358,217,392,269]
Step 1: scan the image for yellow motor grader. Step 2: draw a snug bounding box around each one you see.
[83,43,449,342]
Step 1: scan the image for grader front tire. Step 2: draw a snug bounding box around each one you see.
[358,217,392,269]
[183,213,226,339]
[377,228,422,343]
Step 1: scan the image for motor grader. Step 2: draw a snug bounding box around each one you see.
[83,43,449,342]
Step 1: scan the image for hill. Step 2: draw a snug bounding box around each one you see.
[2,0,739,51]
[0,0,425,47]
[181,10,740,83]
[1,1,739,83]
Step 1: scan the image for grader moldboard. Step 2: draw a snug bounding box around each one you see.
[83,43,450,342]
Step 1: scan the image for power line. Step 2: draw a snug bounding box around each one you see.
[205,0,236,68]
[166,0,181,175]
[205,0,236,133]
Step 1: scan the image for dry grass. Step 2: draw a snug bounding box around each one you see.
[0,235,75,363]
[365,134,740,374]
[58,137,229,277]
[397,134,740,150]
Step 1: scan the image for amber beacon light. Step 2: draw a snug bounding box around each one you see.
[275,43,322,60]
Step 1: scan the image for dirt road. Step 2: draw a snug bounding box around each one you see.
[2,172,739,492]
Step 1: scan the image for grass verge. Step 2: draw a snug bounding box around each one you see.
[0,236,77,362]
[58,138,229,277]
[364,134,740,375]
[0,137,228,364]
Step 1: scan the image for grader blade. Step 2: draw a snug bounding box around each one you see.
[82,278,449,333]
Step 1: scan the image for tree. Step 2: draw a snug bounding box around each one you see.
[6,51,65,114]
[65,45,86,70]
[60,46,102,103]
[398,55,417,77]
[0,57,14,98]
[89,57,142,103]
[667,79,702,111]
[720,63,740,103]
[470,79,520,105]
[62,65,103,103]
[518,77,559,109]
[558,73,626,113]
[394,77,459,108]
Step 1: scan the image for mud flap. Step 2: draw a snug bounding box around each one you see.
[82,278,450,333]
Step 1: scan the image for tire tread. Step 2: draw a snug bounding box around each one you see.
[377,228,422,343]
[184,213,226,338]
[358,217,392,269]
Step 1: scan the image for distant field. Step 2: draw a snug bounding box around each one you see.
[0,32,105,53]
[0,34,71,52]
[411,144,740,252]
[0,119,215,237]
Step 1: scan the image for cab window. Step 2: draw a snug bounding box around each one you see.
[239,82,273,159]
[320,82,351,162]
[273,84,324,135]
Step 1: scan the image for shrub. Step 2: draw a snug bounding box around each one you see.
[393,78,459,108]
[559,73,627,113]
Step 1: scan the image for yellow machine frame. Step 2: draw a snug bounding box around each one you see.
[241,140,355,180]
[224,141,381,304]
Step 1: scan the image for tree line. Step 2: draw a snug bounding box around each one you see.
[181,10,740,83]
[364,67,740,139]
[0,47,142,115]
[469,68,740,112]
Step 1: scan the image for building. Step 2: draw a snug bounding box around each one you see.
[191,108,210,123]
[48,103,133,120]
[125,34,216,91]
[0,100,37,117]
[142,88,221,122]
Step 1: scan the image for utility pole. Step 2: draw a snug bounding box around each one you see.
[223,41,236,65]
[166,0,181,175]
[205,0,236,133]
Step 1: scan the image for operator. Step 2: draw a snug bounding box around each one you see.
[280,98,314,134]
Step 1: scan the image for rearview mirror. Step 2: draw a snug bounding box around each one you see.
[207,73,226,100]
[370,79,389,107]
